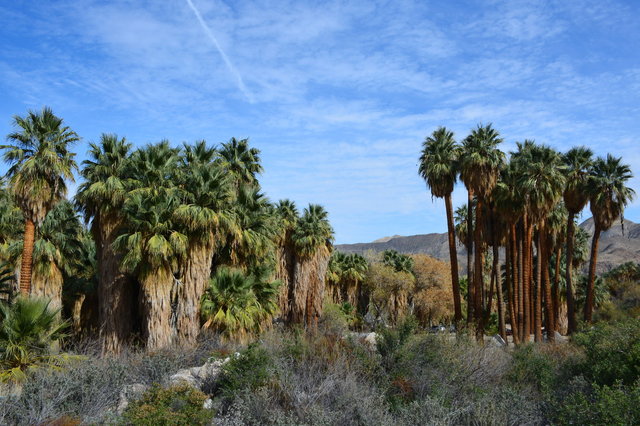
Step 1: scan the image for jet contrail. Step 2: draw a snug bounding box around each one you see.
[185,0,253,102]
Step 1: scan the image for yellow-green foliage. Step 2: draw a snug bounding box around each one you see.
[123,383,212,426]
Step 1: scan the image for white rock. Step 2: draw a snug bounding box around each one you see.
[117,383,148,414]
[203,398,213,409]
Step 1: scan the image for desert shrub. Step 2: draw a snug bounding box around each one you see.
[123,383,212,426]
[0,357,129,424]
[215,343,273,400]
[0,338,228,424]
[319,301,351,336]
[376,315,418,370]
[572,318,640,386]
[508,344,558,395]
[555,379,640,425]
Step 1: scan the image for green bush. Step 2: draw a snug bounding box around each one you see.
[555,379,640,425]
[573,318,640,386]
[507,344,558,395]
[122,383,212,426]
[216,343,273,399]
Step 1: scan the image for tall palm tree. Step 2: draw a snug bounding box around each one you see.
[584,155,635,322]
[114,142,185,349]
[274,199,299,319]
[419,127,462,323]
[562,147,593,333]
[1,107,78,294]
[546,202,568,332]
[493,164,525,343]
[173,141,235,346]
[76,134,135,354]
[114,190,187,350]
[516,143,566,342]
[291,204,334,328]
[459,124,504,336]
[217,137,263,187]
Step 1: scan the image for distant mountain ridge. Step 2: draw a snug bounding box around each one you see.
[336,218,640,273]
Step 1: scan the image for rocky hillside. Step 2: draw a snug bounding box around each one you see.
[336,218,640,273]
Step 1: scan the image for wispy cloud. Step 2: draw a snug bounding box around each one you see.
[184,0,253,102]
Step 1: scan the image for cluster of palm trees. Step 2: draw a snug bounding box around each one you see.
[0,107,334,353]
[419,124,635,342]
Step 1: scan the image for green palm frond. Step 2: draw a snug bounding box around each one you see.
[419,127,459,198]
[589,154,635,231]
[2,107,78,224]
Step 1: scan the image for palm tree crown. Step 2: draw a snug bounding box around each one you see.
[76,134,132,221]
[2,107,78,224]
[292,204,334,258]
[589,154,635,230]
[562,146,594,214]
[419,127,458,198]
[459,123,505,199]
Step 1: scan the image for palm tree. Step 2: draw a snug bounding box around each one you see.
[340,253,368,314]
[114,190,187,350]
[459,124,504,336]
[382,250,414,273]
[114,142,185,350]
[173,141,235,346]
[291,204,334,328]
[493,165,526,343]
[274,199,299,319]
[76,134,135,353]
[418,127,462,323]
[516,143,565,342]
[217,137,263,187]
[562,147,593,333]
[584,155,635,322]
[1,107,78,294]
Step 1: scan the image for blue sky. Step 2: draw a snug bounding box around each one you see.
[1,0,639,244]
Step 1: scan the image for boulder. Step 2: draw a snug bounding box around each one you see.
[168,357,229,389]
[116,383,148,414]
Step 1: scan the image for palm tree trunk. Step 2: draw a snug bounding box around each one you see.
[515,223,524,343]
[506,235,519,344]
[523,215,532,341]
[467,191,474,325]
[565,213,577,334]
[534,229,543,342]
[493,239,506,341]
[140,269,174,350]
[292,250,330,328]
[97,217,136,355]
[276,237,296,320]
[19,219,35,294]
[584,224,601,323]
[31,263,63,312]
[445,194,462,324]
[553,247,561,332]
[542,228,555,343]
[176,241,214,346]
[473,198,484,339]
